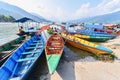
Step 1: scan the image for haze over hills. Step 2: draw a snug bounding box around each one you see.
[31,13,44,19]
[0,1,48,22]
[70,11,120,24]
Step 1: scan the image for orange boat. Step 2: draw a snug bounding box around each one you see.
[45,33,64,74]
[61,32,113,55]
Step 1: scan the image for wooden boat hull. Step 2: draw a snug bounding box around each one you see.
[45,33,64,74]
[0,36,25,63]
[66,40,110,54]
[61,32,113,55]
[74,34,111,42]
[76,30,116,39]
[0,34,44,80]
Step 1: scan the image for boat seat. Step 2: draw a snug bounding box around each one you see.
[33,41,40,43]
[25,46,43,49]
[12,44,22,47]
[30,43,42,46]
[22,50,41,55]
[0,50,14,54]
[17,57,37,62]
[48,47,61,50]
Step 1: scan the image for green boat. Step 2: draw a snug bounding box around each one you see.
[45,33,64,74]
[0,36,25,64]
[74,34,113,42]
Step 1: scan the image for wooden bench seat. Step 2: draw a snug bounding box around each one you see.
[47,47,62,50]
[17,57,37,62]
[25,46,43,49]
[12,44,22,47]
[0,50,13,54]
[22,50,41,55]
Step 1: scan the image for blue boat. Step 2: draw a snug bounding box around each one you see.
[0,34,44,80]
[76,29,116,38]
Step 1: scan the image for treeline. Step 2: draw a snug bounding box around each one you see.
[0,15,16,22]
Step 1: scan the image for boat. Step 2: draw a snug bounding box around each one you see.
[61,32,113,55]
[75,29,116,39]
[45,33,64,74]
[0,34,44,80]
[0,36,25,63]
[67,29,116,42]
[74,34,112,42]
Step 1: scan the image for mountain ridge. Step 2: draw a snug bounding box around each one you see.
[0,1,48,22]
[69,11,120,24]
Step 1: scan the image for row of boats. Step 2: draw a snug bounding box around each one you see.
[0,24,115,80]
[61,32,113,55]
[69,29,116,42]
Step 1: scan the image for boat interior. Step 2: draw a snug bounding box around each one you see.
[0,36,25,61]
[0,35,44,80]
[46,34,63,55]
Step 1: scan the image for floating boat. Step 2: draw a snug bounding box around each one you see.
[68,29,116,42]
[0,34,44,80]
[0,36,25,63]
[74,34,112,42]
[61,32,113,55]
[76,29,116,39]
[45,33,64,74]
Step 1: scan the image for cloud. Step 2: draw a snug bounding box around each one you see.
[75,3,90,18]
[36,0,120,21]
[0,0,36,11]
[74,0,120,19]
[37,5,71,21]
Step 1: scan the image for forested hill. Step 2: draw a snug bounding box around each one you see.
[0,15,16,22]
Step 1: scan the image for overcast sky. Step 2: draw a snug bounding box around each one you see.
[1,0,120,21]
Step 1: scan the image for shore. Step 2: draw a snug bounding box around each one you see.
[51,36,120,80]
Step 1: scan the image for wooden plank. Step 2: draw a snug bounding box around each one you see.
[25,46,43,49]
[33,41,40,43]
[17,57,37,62]
[30,43,42,46]
[0,50,13,54]
[12,44,22,47]
[22,50,41,55]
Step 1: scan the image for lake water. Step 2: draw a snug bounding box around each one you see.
[0,23,19,45]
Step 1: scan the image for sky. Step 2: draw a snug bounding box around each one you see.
[0,0,120,21]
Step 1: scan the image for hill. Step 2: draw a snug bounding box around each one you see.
[71,11,120,24]
[0,15,16,22]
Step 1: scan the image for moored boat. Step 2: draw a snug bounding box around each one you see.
[0,36,25,63]
[0,34,44,80]
[74,34,112,42]
[61,32,113,55]
[45,33,64,74]
[76,29,116,39]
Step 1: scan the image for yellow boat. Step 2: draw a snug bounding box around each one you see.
[61,32,113,55]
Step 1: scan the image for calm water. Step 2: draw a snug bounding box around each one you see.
[0,22,41,45]
[0,23,96,80]
[0,23,19,45]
